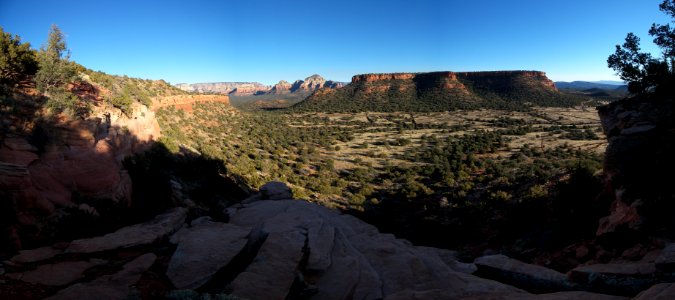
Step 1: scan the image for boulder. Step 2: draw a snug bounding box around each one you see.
[259,181,293,200]
[166,221,252,289]
[474,254,571,293]
[8,259,106,286]
[66,207,186,254]
[45,253,156,300]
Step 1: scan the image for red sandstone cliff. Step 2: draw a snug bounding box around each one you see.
[152,95,230,112]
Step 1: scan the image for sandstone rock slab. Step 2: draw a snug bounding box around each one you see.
[66,207,186,254]
[568,263,659,295]
[474,254,571,293]
[312,230,383,300]
[166,222,251,289]
[10,246,63,264]
[45,253,156,300]
[8,259,106,286]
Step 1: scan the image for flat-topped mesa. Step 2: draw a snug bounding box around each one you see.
[351,71,555,90]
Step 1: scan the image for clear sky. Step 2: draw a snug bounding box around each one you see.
[0,0,670,85]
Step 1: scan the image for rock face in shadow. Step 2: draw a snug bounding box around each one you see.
[596,95,675,235]
[44,253,156,300]
[65,207,186,254]
[0,102,160,253]
[7,259,107,286]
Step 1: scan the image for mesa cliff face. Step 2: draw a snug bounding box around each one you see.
[296,70,571,112]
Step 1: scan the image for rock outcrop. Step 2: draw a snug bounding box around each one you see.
[568,263,663,295]
[596,95,675,235]
[65,207,186,254]
[166,221,252,289]
[7,259,107,286]
[0,101,160,253]
[4,187,658,299]
[474,254,572,293]
[289,74,345,93]
[227,198,525,299]
[269,80,292,94]
[45,253,156,300]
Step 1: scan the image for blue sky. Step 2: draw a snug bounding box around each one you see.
[0,0,670,84]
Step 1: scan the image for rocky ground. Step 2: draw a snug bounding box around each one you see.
[2,182,674,300]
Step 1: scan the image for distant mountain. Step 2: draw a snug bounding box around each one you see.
[555,81,628,101]
[270,74,346,95]
[293,71,586,112]
[175,82,270,96]
[593,80,625,85]
[176,75,346,97]
[555,81,627,90]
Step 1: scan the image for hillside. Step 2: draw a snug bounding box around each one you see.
[293,71,589,112]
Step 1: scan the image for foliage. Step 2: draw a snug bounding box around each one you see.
[43,86,91,117]
[0,27,37,86]
[34,25,77,93]
[608,0,675,95]
[31,25,85,117]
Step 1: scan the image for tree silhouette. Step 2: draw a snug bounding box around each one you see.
[608,0,675,95]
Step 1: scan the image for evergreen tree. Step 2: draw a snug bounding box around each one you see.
[34,25,81,115]
[34,24,76,92]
